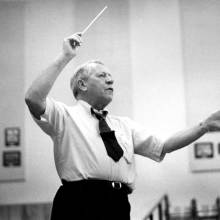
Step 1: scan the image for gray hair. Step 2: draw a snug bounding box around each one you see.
[70,60,104,99]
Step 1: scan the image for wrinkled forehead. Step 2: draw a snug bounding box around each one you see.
[89,63,112,76]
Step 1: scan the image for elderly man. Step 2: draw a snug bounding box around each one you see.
[25,33,220,220]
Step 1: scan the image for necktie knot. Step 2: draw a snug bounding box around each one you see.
[91,108,110,133]
[91,108,108,120]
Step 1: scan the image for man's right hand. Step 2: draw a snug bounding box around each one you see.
[62,32,83,59]
[25,32,83,119]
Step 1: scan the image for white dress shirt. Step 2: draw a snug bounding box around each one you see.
[32,98,165,190]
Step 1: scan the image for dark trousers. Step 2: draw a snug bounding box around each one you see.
[50,179,131,220]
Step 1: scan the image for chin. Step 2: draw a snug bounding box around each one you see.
[106,95,113,104]
[92,95,113,110]
[100,97,113,109]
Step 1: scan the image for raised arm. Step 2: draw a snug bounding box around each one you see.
[25,33,82,119]
[162,110,220,154]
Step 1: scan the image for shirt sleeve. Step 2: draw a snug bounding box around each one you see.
[125,118,165,162]
[31,97,66,137]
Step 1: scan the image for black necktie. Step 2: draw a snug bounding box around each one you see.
[91,108,123,162]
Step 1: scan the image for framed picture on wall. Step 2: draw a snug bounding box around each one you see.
[2,151,21,167]
[194,142,214,159]
[4,127,20,146]
[190,137,220,172]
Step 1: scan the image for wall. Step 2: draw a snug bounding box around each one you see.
[129,0,186,218]
[0,203,51,220]
[130,0,220,218]
[0,0,75,204]
[179,0,220,203]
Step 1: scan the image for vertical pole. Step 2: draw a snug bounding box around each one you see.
[149,213,153,220]
[158,203,163,220]
[191,199,197,220]
[216,197,220,220]
[164,195,170,220]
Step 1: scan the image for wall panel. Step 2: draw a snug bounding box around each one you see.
[0,2,25,182]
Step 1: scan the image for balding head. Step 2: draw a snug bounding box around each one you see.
[70,60,104,99]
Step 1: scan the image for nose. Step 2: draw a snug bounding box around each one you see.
[106,75,114,84]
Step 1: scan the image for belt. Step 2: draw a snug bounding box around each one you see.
[61,179,132,194]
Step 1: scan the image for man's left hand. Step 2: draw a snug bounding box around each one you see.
[203,110,220,132]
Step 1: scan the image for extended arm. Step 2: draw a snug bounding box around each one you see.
[25,33,82,119]
[163,110,220,154]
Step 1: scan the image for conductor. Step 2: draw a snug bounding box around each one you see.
[25,32,220,220]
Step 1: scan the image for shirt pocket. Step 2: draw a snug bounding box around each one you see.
[115,131,134,164]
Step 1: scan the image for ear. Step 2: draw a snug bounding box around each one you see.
[77,79,87,92]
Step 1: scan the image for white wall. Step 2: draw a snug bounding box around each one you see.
[130,0,220,219]
[0,0,75,204]
[129,0,187,218]
[179,0,220,204]
[0,2,25,181]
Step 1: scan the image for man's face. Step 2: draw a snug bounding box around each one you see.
[85,63,114,109]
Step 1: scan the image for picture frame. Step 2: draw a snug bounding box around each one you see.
[3,151,21,167]
[194,142,214,159]
[5,127,20,146]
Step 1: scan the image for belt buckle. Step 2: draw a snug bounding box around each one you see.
[112,181,122,189]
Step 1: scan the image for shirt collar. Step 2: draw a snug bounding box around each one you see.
[77,99,109,116]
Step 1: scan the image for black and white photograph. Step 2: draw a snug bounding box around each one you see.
[1,1,220,220]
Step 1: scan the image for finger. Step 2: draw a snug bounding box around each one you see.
[69,38,82,49]
[69,36,80,43]
[71,36,82,46]
[69,32,82,41]
[65,32,83,49]
[69,39,78,48]
[76,32,82,37]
